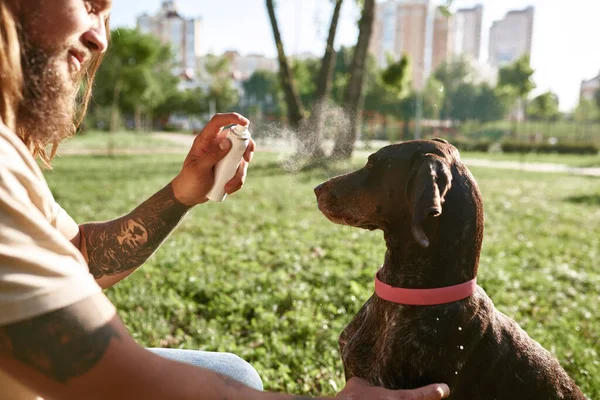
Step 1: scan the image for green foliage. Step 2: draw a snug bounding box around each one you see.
[291,57,320,107]
[89,28,181,130]
[438,0,454,16]
[381,54,411,98]
[427,58,509,123]
[243,70,285,117]
[472,84,511,123]
[500,141,598,155]
[575,99,600,123]
[95,28,178,112]
[528,91,561,122]
[202,55,240,112]
[498,55,536,98]
[45,152,599,398]
[433,56,474,120]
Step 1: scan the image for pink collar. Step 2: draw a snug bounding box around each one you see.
[375,271,477,306]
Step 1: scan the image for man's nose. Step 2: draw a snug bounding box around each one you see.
[82,17,108,54]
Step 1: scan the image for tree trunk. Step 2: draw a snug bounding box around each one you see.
[109,77,123,157]
[332,0,376,160]
[266,0,305,130]
[307,0,344,159]
[134,105,142,131]
[110,77,122,133]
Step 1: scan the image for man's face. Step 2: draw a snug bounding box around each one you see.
[15,0,111,145]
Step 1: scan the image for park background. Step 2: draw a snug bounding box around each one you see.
[45,0,600,398]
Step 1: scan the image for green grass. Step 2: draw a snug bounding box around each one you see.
[44,153,600,398]
[58,130,187,152]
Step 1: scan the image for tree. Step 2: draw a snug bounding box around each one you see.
[595,87,600,112]
[202,54,240,113]
[91,28,178,132]
[265,0,305,130]
[381,54,411,98]
[332,0,376,159]
[527,91,560,122]
[498,55,536,137]
[307,0,345,158]
[472,84,510,123]
[422,77,444,120]
[266,0,348,159]
[433,56,473,121]
[242,70,285,118]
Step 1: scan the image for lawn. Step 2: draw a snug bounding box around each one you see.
[57,130,187,152]
[44,151,600,398]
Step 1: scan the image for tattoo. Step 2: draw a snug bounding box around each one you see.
[0,297,120,383]
[81,183,191,279]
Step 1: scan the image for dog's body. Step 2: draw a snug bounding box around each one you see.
[315,140,585,399]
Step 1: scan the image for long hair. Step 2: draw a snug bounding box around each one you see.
[0,2,22,132]
[0,3,109,167]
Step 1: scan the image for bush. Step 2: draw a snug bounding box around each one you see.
[500,141,599,155]
[436,138,491,152]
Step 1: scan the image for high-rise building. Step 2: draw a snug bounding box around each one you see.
[454,5,483,61]
[432,8,455,73]
[488,6,534,67]
[369,0,436,90]
[136,1,202,76]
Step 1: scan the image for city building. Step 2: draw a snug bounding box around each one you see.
[136,1,202,76]
[454,5,483,61]
[432,7,455,73]
[370,0,436,90]
[488,6,534,67]
[580,73,600,102]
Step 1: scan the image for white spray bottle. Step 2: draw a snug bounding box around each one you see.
[206,124,251,202]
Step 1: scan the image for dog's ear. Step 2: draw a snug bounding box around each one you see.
[405,153,453,248]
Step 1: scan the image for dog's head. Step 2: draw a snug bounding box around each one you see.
[315,139,483,250]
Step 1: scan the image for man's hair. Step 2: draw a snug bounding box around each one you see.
[0,3,109,167]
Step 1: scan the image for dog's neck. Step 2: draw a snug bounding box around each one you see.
[380,229,478,290]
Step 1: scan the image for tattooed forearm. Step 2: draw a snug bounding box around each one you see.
[0,297,120,383]
[80,183,191,280]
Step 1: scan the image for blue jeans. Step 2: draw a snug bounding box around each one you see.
[148,348,263,391]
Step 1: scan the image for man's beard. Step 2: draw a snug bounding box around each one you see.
[17,31,82,147]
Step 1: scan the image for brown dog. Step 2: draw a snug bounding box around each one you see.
[314,139,586,399]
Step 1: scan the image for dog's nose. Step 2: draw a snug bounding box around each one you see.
[314,183,325,197]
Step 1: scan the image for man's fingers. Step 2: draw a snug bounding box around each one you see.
[225,160,248,194]
[191,113,249,153]
[401,384,450,400]
[244,138,256,163]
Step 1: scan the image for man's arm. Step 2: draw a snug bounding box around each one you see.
[60,113,255,289]
[77,183,191,289]
[0,293,448,400]
[0,293,313,400]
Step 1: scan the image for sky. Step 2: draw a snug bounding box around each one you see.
[109,0,600,112]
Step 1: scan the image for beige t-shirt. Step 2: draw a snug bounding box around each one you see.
[0,123,115,399]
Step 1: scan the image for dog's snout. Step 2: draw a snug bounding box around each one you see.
[314,183,326,197]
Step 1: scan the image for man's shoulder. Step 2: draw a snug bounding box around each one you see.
[0,120,44,177]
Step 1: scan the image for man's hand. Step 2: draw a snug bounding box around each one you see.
[335,377,450,400]
[171,113,256,206]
